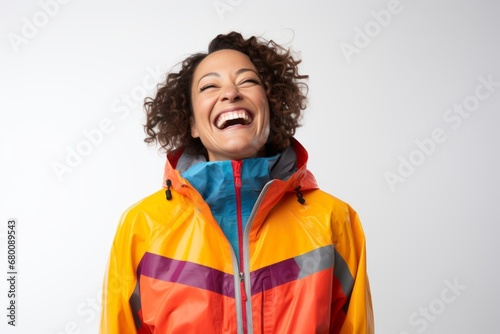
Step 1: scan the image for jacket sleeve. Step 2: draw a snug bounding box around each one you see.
[100,208,147,334]
[332,204,374,334]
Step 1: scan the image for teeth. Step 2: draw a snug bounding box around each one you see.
[215,110,251,129]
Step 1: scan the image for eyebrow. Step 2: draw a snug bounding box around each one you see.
[197,68,259,85]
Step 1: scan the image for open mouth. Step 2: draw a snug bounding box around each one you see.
[215,110,253,130]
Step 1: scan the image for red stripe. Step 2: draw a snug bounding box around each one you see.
[232,160,248,334]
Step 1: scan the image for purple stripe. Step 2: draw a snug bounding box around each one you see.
[139,252,235,297]
[250,258,301,295]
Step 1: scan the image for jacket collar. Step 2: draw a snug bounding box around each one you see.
[162,137,318,196]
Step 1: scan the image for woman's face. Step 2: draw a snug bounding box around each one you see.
[190,49,270,161]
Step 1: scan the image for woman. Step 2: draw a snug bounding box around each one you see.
[100,31,374,333]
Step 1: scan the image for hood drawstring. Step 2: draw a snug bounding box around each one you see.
[294,186,305,204]
[165,179,172,201]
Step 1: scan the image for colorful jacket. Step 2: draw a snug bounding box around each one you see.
[100,139,374,333]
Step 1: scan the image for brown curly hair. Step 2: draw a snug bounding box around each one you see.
[144,31,308,156]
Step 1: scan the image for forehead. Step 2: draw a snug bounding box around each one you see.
[194,49,257,78]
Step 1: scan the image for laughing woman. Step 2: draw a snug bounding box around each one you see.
[100,32,374,334]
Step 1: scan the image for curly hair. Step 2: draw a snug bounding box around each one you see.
[144,31,308,156]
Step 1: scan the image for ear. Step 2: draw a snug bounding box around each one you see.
[190,117,200,138]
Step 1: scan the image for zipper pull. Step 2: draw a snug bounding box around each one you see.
[239,272,247,302]
[232,160,242,187]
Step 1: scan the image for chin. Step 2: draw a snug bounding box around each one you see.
[225,140,266,157]
[226,148,259,160]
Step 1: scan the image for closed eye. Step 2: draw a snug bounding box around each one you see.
[199,84,217,92]
[240,78,261,86]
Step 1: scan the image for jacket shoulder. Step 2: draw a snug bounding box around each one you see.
[306,189,357,216]
[303,189,362,238]
[115,189,181,234]
[121,188,166,214]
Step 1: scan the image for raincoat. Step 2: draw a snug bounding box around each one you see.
[100,138,374,333]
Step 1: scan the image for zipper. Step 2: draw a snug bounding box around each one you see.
[232,160,248,334]
[232,161,276,333]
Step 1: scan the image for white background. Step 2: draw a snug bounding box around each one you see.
[1,0,499,333]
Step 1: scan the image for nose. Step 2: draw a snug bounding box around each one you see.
[220,85,242,102]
